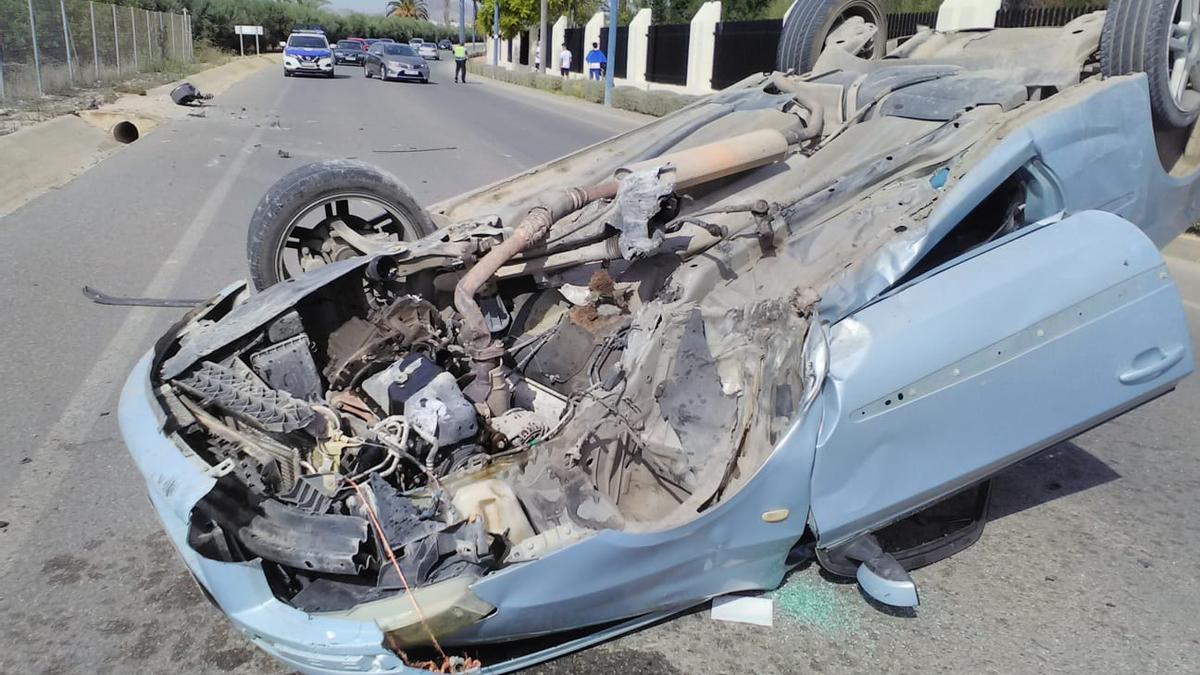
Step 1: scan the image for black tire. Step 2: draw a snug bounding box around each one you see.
[776,0,887,75]
[283,69,293,78]
[365,65,373,78]
[246,160,438,290]
[1101,0,1200,129]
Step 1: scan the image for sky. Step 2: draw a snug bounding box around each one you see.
[328,0,477,23]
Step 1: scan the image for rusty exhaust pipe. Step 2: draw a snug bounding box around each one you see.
[454,127,802,398]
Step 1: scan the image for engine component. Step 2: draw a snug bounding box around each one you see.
[176,361,315,434]
[182,397,303,492]
[451,478,535,544]
[323,296,447,389]
[488,409,547,448]
[250,334,323,401]
[404,371,478,447]
[362,353,440,415]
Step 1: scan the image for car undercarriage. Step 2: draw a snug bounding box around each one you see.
[123,14,1200,673]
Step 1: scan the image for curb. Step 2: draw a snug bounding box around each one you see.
[467,60,687,120]
[0,54,279,219]
[465,62,655,129]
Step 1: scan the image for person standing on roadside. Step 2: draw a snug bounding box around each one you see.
[453,40,468,83]
[585,42,606,81]
[559,43,572,77]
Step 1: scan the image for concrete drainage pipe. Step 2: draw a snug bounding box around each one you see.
[112,121,140,144]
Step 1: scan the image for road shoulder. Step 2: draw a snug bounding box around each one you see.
[0,55,279,219]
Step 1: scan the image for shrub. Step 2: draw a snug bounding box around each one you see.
[533,73,562,92]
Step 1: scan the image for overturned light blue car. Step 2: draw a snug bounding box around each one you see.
[121,12,1197,673]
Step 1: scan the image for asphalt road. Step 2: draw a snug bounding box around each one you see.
[0,56,1198,674]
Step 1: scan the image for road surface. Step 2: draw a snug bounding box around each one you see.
[0,56,1197,674]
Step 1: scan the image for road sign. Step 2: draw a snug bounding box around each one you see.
[235,25,264,56]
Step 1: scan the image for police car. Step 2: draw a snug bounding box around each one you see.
[282,30,334,78]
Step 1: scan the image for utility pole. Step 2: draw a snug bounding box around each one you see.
[603,0,616,105]
[492,0,499,66]
[538,0,547,74]
[458,0,465,44]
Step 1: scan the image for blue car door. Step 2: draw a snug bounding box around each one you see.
[808,210,1193,548]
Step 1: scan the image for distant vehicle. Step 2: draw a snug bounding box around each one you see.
[364,42,429,83]
[418,42,438,60]
[409,37,424,47]
[438,38,452,50]
[377,37,396,43]
[290,25,325,35]
[334,40,366,65]
[344,37,369,49]
[282,32,334,78]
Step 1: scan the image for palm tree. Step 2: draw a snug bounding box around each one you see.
[386,0,430,19]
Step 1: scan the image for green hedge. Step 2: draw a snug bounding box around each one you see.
[468,62,699,117]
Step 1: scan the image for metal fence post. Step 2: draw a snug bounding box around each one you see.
[27,0,43,95]
[112,4,120,74]
[131,7,138,71]
[59,0,74,83]
[91,2,99,79]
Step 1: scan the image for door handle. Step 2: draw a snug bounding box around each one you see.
[1119,346,1186,385]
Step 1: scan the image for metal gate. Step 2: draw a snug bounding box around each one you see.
[646,23,688,85]
[564,26,584,73]
[711,19,782,89]
[598,25,628,79]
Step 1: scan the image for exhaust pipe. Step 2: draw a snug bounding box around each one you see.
[454,126,803,394]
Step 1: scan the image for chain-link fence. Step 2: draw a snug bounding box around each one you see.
[0,0,193,101]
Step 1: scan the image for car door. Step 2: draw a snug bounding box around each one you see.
[367,45,381,76]
[808,210,1193,548]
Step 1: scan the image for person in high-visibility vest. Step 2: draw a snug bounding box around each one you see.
[453,41,468,83]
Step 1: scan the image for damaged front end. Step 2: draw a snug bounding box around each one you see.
[128,109,837,668]
[121,24,1124,668]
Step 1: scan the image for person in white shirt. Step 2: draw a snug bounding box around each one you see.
[559,44,572,77]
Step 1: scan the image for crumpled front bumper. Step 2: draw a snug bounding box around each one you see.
[118,352,418,675]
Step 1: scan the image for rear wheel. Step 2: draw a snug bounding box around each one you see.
[246,161,438,289]
[1101,0,1200,129]
[776,0,887,75]
[365,64,373,78]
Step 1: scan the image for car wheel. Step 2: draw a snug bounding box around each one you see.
[365,65,373,78]
[246,160,438,290]
[1102,0,1200,129]
[776,0,887,75]
[284,69,292,77]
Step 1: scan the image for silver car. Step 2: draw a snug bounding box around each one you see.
[418,42,439,60]
[121,8,1197,674]
[364,42,429,83]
